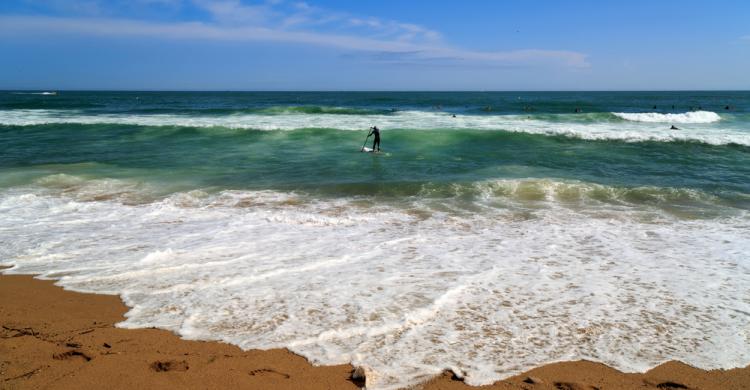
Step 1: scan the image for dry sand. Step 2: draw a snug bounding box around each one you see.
[1,274,748,390]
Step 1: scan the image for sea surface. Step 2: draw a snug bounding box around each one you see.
[1,91,749,389]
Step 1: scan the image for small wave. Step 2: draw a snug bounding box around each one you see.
[19,174,745,218]
[612,111,721,123]
[31,174,162,205]
[253,105,391,115]
[411,178,740,216]
[10,91,57,95]
[134,106,392,116]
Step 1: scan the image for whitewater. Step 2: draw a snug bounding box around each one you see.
[2,178,749,389]
[1,108,748,146]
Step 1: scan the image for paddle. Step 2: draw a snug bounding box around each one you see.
[360,128,372,152]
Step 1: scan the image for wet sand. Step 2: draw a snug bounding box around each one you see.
[1,274,748,389]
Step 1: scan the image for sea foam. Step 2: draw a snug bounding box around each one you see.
[1,180,749,389]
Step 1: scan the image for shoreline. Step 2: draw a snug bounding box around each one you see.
[1,273,748,389]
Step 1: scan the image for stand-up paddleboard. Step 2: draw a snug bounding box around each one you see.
[361,147,386,154]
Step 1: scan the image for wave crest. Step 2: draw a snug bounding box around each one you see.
[612,111,721,124]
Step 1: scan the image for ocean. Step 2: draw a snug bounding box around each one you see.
[1,91,748,389]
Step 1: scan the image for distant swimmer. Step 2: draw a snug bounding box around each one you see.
[725,105,730,110]
[368,126,381,152]
[653,105,657,109]
[574,107,582,113]
[670,125,680,130]
[452,114,456,118]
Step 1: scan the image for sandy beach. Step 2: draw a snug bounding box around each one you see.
[1,273,748,390]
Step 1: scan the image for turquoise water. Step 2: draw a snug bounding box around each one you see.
[2,91,749,209]
[1,91,749,389]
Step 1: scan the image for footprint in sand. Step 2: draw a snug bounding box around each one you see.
[656,382,689,389]
[249,368,290,379]
[150,360,189,372]
[53,350,91,362]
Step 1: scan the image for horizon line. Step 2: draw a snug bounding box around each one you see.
[3,89,750,93]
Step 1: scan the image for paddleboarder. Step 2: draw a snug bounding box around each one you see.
[368,126,381,152]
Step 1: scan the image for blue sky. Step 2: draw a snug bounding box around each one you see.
[0,0,748,90]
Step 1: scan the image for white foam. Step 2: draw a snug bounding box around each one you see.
[1,181,749,389]
[1,109,747,146]
[613,111,721,124]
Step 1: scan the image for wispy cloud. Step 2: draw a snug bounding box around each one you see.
[191,0,442,44]
[193,0,275,25]
[0,0,589,68]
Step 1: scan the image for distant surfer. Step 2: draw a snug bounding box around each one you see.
[368,126,381,152]
[670,125,680,130]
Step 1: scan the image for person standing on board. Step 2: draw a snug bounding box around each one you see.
[368,126,381,152]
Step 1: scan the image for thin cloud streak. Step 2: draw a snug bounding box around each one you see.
[193,0,443,44]
[0,15,589,68]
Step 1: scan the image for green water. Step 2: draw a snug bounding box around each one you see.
[1,91,749,213]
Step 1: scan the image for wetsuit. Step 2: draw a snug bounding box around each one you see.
[369,126,381,151]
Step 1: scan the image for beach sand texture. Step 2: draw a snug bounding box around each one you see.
[2,274,748,390]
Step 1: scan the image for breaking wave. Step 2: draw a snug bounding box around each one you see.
[612,111,721,123]
[0,109,748,146]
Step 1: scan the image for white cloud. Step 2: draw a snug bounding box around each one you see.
[0,1,589,68]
